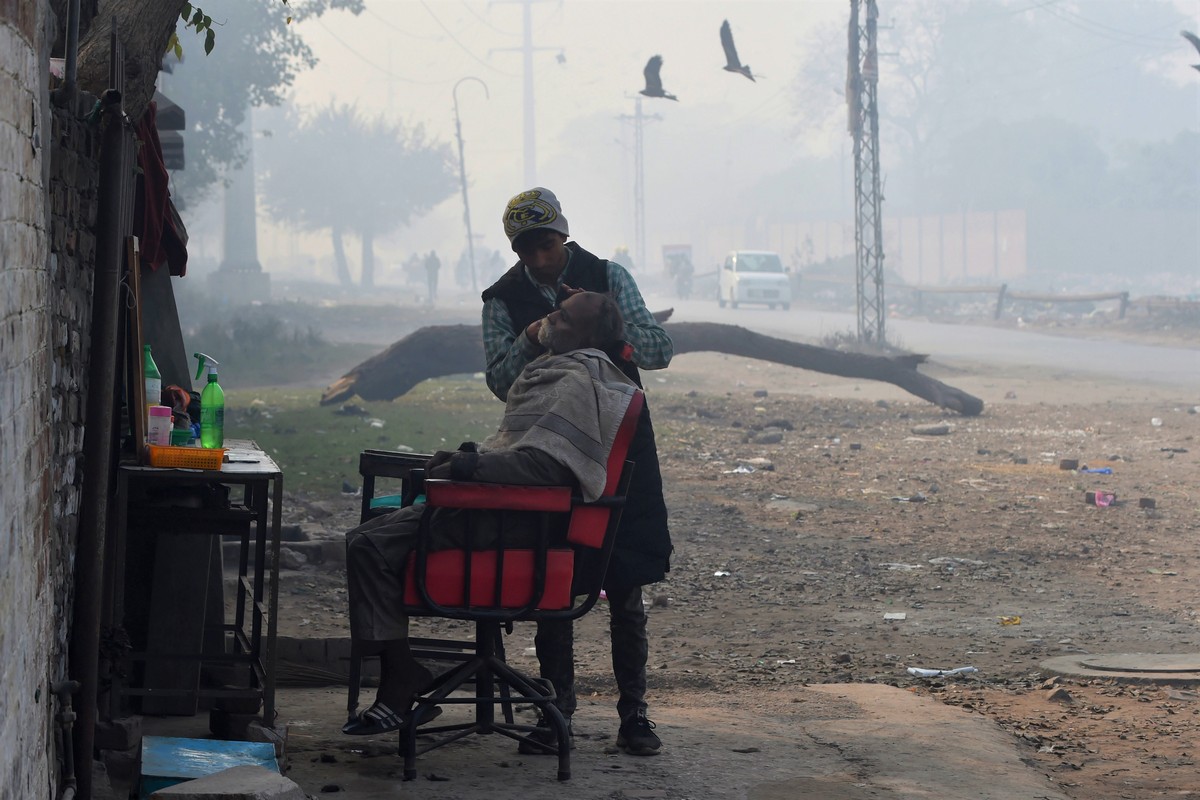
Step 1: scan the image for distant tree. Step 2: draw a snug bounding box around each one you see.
[790,0,1195,213]
[261,104,458,288]
[160,0,363,207]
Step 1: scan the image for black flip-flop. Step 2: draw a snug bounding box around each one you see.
[342,701,442,736]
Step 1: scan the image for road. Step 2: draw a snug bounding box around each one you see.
[646,294,1200,391]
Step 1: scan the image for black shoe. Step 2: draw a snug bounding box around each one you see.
[617,711,661,756]
[517,715,575,755]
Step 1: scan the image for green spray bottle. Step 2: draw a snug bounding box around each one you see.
[194,352,225,449]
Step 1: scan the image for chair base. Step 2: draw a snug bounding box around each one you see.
[402,634,573,781]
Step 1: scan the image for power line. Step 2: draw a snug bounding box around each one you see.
[363,7,446,41]
[313,18,447,85]
[459,0,519,37]
[420,0,519,77]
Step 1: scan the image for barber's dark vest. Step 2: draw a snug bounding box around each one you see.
[481,241,671,587]
[481,242,643,387]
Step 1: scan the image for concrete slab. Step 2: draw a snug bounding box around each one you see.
[277,683,1068,800]
[1042,652,1200,685]
[150,765,306,799]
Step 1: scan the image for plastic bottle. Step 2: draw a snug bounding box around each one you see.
[200,372,225,449]
[143,344,161,425]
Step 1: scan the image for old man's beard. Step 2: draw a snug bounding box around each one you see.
[537,317,560,352]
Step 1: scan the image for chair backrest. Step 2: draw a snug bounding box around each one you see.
[565,388,644,549]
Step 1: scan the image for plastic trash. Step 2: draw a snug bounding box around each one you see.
[1081,467,1112,474]
[713,570,731,577]
[723,465,756,474]
[999,615,1022,625]
[883,612,907,621]
[1085,490,1116,507]
[907,666,978,678]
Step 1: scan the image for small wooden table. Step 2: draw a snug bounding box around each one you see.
[106,440,282,726]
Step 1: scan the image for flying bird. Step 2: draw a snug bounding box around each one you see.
[640,55,678,101]
[720,20,755,81]
[1182,30,1200,72]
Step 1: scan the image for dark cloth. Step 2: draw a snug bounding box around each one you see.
[480,242,671,587]
[134,102,188,276]
[534,583,648,722]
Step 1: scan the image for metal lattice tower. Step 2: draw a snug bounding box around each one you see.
[847,0,886,344]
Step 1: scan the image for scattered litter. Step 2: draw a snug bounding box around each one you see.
[1139,497,1156,509]
[713,570,731,577]
[723,465,756,474]
[999,615,1022,625]
[911,423,951,436]
[1146,568,1178,576]
[849,443,862,450]
[880,563,923,571]
[906,666,977,678]
[1085,490,1116,507]
[1151,417,1163,427]
[890,492,927,503]
[599,589,608,601]
[1080,467,1112,474]
[368,419,385,429]
[928,556,986,567]
[394,444,415,452]
[523,647,537,656]
[883,612,907,621]
[775,659,796,665]
[1059,458,1079,470]
[1160,447,1188,454]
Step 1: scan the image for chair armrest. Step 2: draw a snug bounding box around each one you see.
[424,479,573,512]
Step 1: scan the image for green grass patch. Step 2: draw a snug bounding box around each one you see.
[225,377,505,497]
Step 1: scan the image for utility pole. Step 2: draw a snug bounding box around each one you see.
[494,0,559,186]
[847,0,886,344]
[453,77,489,293]
[618,97,660,271]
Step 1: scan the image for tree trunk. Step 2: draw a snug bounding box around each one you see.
[331,224,353,288]
[360,228,375,289]
[320,320,984,416]
[76,0,189,121]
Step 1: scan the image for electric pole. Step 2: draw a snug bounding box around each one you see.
[847,0,886,344]
[494,0,560,186]
[618,97,660,271]
[453,77,488,293]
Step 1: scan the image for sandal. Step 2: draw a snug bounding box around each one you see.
[342,700,406,736]
[342,702,443,736]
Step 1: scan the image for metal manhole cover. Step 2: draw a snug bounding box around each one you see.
[1078,653,1200,673]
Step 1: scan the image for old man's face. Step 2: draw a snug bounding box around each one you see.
[538,292,605,354]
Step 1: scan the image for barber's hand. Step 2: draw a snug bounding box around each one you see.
[560,284,585,297]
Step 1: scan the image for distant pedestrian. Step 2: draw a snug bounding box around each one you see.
[424,250,441,304]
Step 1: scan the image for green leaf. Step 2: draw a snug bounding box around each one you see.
[181,4,192,22]
[191,9,203,26]
[204,28,216,55]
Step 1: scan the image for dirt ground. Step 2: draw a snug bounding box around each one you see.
[268,345,1200,799]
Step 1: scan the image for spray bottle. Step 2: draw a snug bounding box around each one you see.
[194,352,225,449]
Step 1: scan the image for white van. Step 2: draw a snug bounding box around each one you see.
[718,250,792,310]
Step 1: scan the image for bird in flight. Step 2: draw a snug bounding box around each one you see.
[721,20,755,82]
[1182,31,1200,72]
[640,55,678,101]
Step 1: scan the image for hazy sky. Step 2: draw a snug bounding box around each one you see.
[190,0,1200,284]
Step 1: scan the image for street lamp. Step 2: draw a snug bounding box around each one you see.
[453,77,489,293]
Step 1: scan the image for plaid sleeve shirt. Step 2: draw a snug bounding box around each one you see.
[482,255,673,400]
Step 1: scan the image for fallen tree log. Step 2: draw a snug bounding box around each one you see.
[321,320,984,416]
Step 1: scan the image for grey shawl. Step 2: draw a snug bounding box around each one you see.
[481,349,637,502]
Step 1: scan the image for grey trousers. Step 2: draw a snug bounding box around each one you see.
[535,583,648,724]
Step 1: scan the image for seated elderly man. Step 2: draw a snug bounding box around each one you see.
[343,291,635,736]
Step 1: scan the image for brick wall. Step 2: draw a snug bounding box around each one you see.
[0,2,55,796]
[0,2,99,797]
